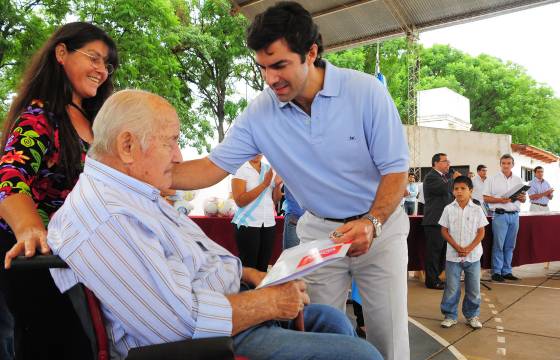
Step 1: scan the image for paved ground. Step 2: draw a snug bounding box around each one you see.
[347,261,560,359]
[408,262,560,359]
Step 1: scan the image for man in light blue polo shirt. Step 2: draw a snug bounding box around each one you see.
[528,166,554,212]
[172,3,410,359]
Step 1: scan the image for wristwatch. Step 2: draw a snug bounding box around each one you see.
[362,214,382,238]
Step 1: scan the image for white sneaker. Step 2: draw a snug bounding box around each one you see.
[441,318,457,328]
[467,317,483,329]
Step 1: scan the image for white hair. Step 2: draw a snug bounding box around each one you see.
[89,89,171,159]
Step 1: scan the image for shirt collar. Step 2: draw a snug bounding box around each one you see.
[274,60,340,109]
[83,156,161,201]
[451,199,476,209]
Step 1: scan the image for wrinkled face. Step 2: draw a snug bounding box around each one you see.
[56,40,110,103]
[255,38,312,103]
[435,155,450,173]
[478,167,487,178]
[453,182,472,202]
[500,158,514,174]
[129,106,181,191]
[535,168,544,180]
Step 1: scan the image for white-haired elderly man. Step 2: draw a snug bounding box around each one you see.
[46,90,381,360]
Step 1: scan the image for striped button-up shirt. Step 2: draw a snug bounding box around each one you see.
[527,178,552,205]
[48,157,241,358]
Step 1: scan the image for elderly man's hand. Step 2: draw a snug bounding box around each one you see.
[5,225,50,269]
[269,280,309,321]
[330,218,374,257]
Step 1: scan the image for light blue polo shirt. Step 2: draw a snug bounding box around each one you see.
[210,61,409,218]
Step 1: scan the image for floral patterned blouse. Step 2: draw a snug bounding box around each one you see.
[0,100,88,237]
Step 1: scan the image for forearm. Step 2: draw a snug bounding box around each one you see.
[441,228,461,251]
[468,229,485,249]
[368,172,407,224]
[226,288,276,335]
[171,157,229,190]
[272,184,283,203]
[483,195,506,204]
[528,193,543,200]
[234,183,267,207]
[0,194,45,235]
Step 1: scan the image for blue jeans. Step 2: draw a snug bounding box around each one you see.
[441,261,481,320]
[233,304,382,360]
[282,213,301,249]
[0,293,14,360]
[491,213,519,275]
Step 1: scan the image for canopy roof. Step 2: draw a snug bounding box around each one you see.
[230,0,558,52]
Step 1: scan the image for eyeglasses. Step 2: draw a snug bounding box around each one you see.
[73,49,114,75]
[438,160,450,164]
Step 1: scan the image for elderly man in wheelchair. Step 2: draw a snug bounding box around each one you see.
[12,90,381,360]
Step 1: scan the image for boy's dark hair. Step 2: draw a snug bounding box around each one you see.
[534,166,544,172]
[476,164,486,172]
[453,176,473,190]
[246,1,324,67]
[431,153,446,166]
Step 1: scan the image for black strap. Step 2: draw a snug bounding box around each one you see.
[68,101,89,119]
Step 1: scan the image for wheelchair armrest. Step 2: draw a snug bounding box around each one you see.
[10,255,68,270]
[126,336,234,360]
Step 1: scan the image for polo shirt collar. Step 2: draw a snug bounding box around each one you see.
[84,156,161,201]
[274,60,341,109]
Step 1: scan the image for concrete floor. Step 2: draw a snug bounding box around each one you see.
[408,262,560,360]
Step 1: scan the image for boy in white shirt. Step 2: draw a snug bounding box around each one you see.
[439,176,489,329]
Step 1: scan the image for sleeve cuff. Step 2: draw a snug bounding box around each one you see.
[192,289,233,339]
[378,163,410,176]
[208,153,238,176]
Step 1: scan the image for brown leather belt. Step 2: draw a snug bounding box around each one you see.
[531,203,547,207]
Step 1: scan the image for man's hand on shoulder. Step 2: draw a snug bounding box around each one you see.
[331,218,374,257]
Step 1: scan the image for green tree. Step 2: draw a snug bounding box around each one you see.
[172,0,253,144]
[326,40,560,154]
[1,0,69,122]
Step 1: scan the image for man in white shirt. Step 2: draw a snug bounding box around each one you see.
[527,166,554,212]
[483,154,526,282]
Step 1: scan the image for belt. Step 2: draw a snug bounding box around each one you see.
[531,203,548,207]
[310,211,368,223]
[494,208,519,215]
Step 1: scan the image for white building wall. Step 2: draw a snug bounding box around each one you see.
[417,88,472,131]
[512,153,560,212]
[405,125,511,175]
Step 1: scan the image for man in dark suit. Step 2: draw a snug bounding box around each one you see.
[422,153,460,289]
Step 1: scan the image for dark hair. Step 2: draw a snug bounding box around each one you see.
[1,22,118,183]
[534,166,544,172]
[453,176,473,190]
[476,164,486,172]
[246,1,324,67]
[500,154,515,165]
[431,153,447,166]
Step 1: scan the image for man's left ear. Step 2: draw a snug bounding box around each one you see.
[307,44,318,65]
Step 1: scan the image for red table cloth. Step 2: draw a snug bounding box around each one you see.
[191,213,560,270]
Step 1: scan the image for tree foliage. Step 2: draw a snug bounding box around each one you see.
[326,40,560,154]
[1,0,260,151]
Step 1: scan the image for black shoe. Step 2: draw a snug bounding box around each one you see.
[427,282,445,290]
[503,273,520,281]
[491,274,505,282]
